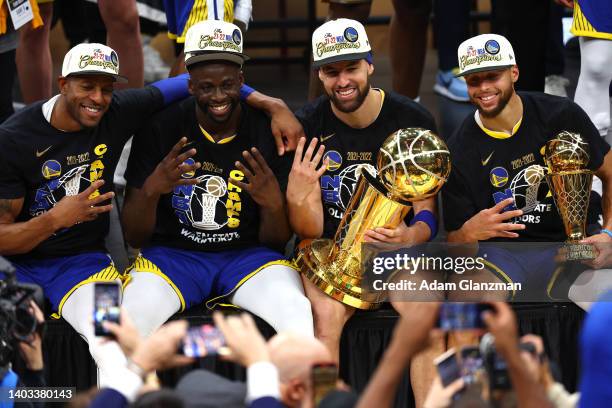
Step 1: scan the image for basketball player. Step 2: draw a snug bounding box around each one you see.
[18,0,144,102]
[120,21,314,338]
[287,18,439,406]
[164,0,253,76]
[0,41,303,380]
[443,34,612,302]
[309,0,431,101]
[563,0,612,145]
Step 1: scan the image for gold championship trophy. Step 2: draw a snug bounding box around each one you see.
[544,131,595,260]
[295,128,451,309]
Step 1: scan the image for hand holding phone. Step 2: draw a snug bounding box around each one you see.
[181,324,229,358]
[93,282,121,337]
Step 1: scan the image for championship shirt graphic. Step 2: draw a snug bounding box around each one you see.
[172,163,244,241]
[30,164,91,216]
[321,155,376,219]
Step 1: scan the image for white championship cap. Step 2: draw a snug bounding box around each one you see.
[184,20,249,67]
[456,34,516,77]
[311,18,371,68]
[61,43,127,83]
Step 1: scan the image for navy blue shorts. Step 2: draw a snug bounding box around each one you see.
[128,246,296,311]
[8,252,122,317]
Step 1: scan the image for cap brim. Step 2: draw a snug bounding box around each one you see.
[455,65,514,77]
[185,52,250,67]
[312,51,371,68]
[66,70,128,83]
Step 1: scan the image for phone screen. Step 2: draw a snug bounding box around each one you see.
[435,349,461,387]
[460,346,484,383]
[312,363,338,405]
[182,324,228,357]
[438,303,494,330]
[93,282,121,337]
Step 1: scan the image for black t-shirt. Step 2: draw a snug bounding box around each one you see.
[443,92,610,242]
[0,87,164,259]
[296,90,438,239]
[125,97,291,252]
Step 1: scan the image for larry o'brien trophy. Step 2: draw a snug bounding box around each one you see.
[544,131,595,260]
[295,128,451,309]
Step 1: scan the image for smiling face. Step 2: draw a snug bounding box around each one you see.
[318,59,373,113]
[188,61,244,125]
[464,66,518,118]
[59,75,114,129]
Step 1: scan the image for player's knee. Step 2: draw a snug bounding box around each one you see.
[581,52,612,84]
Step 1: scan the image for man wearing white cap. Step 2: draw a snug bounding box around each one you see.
[120,20,314,338]
[443,34,612,300]
[286,18,439,404]
[0,42,199,380]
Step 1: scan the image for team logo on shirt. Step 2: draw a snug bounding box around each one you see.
[489,166,508,188]
[181,158,196,178]
[321,163,376,219]
[41,160,62,179]
[323,150,342,171]
[30,165,91,216]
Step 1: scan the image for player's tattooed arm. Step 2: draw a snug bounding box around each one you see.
[245,91,305,155]
[0,180,116,255]
[231,148,292,250]
[286,138,328,240]
[122,137,200,248]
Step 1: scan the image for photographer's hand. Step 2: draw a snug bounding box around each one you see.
[423,376,465,408]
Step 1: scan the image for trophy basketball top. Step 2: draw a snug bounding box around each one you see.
[377,128,451,202]
[544,131,590,173]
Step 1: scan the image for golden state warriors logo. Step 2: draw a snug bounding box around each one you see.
[42,160,61,180]
[232,29,242,45]
[323,151,342,172]
[485,40,500,55]
[344,27,359,43]
[490,166,508,188]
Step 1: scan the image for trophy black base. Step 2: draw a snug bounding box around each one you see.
[296,239,381,310]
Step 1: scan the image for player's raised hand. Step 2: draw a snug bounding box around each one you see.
[230,148,284,210]
[50,179,115,228]
[143,137,201,196]
[462,198,525,241]
[286,137,328,205]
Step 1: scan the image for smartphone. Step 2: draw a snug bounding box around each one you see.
[312,363,338,405]
[460,346,483,384]
[181,324,229,358]
[437,303,494,330]
[93,282,121,337]
[434,348,461,387]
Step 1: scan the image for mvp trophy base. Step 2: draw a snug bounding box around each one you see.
[296,238,381,310]
[563,242,596,261]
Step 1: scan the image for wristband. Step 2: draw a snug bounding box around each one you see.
[409,210,438,240]
[240,84,255,101]
[601,229,612,239]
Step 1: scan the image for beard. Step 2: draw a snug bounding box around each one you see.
[328,79,370,113]
[475,89,512,118]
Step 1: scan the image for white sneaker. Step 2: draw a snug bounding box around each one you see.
[544,75,570,98]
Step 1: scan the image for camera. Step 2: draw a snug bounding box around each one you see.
[0,256,43,371]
